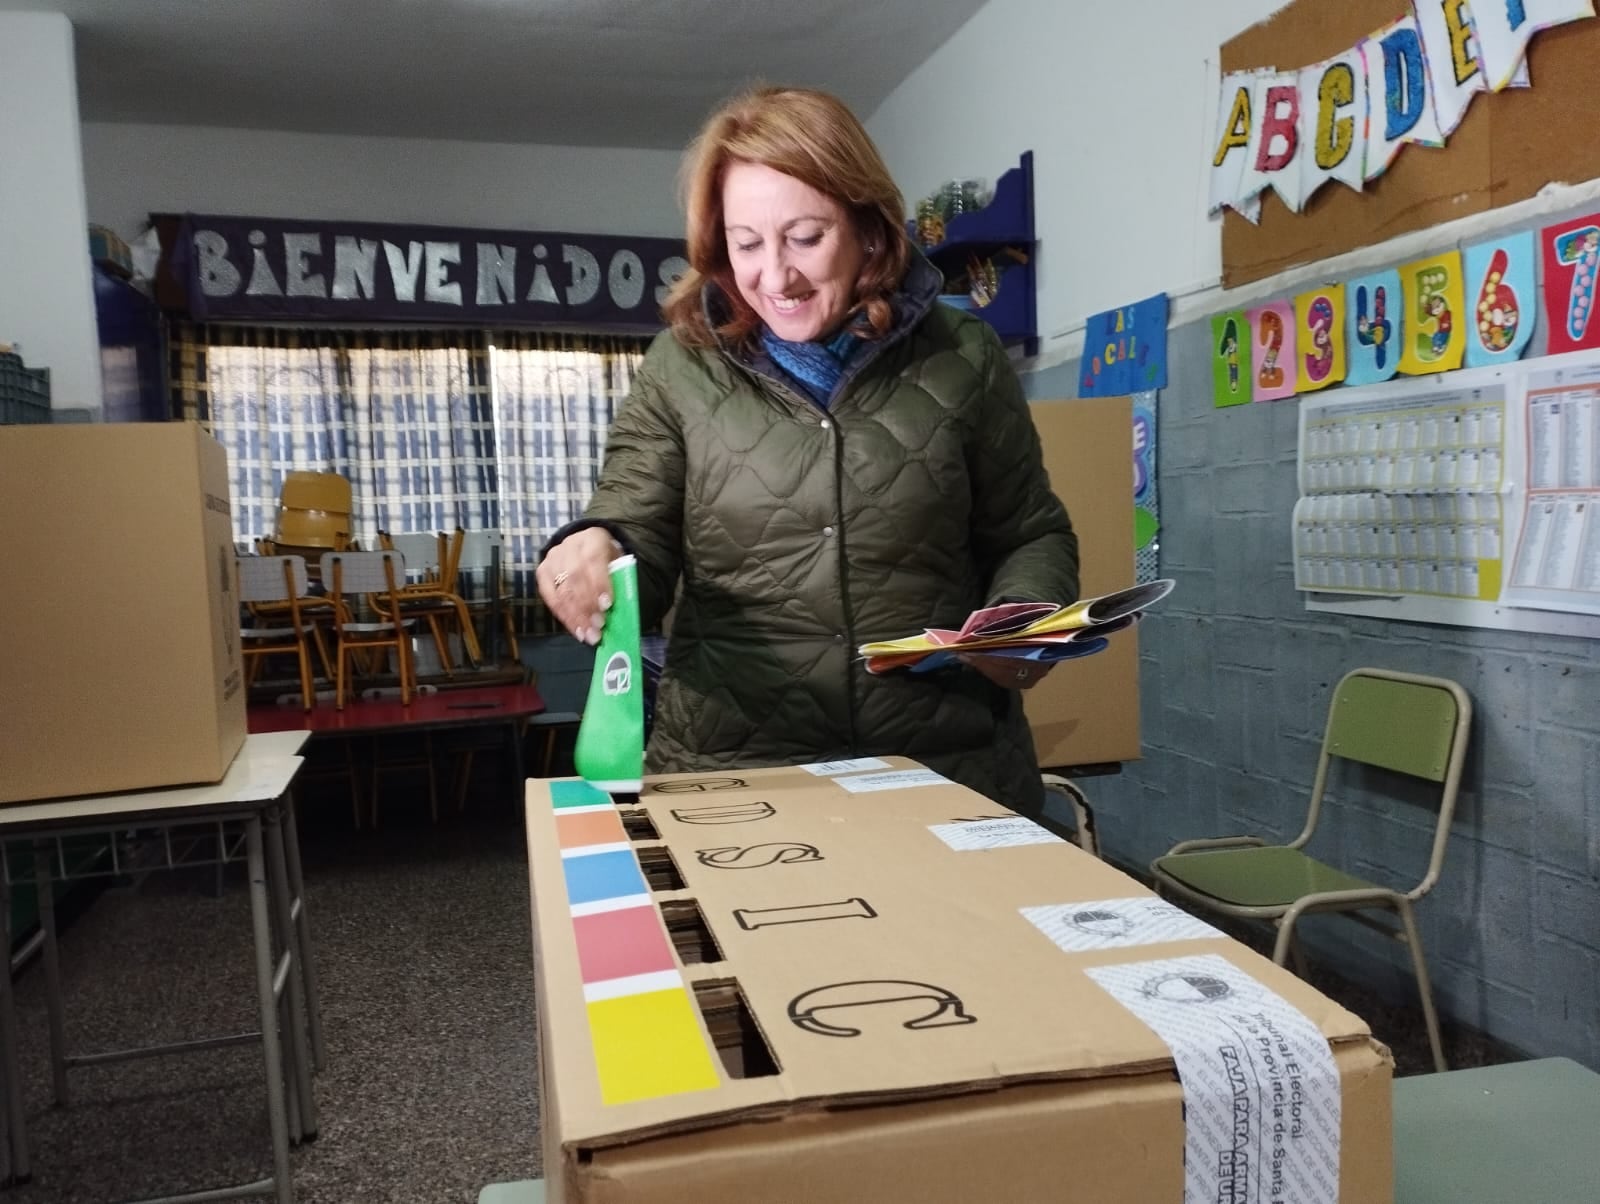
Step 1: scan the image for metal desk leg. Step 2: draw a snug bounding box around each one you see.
[245,816,295,1204]
[279,796,325,1072]
[32,847,68,1107]
[265,807,317,1140]
[0,863,30,1185]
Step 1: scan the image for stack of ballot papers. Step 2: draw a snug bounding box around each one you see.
[859,579,1175,675]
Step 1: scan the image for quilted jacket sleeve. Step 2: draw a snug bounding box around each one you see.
[968,326,1080,607]
[574,348,687,630]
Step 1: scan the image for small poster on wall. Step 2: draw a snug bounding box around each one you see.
[1398,251,1466,374]
[1541,212,1600,354]
[1345,269,1401,386]
[1295,284,1346,393]
[1211,311,1251,407]
[1464,232,1536,368]
[1079,294,1170,397]
[1247,299,1297,402]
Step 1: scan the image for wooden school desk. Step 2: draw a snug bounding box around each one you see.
[0,731,322,1204]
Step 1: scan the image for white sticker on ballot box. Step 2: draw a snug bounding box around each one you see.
[801,757,891,776]
[1085,954,1341,1204]
[833,768,949,793]
[930,817,1063,851]
[1021,897,1222,951]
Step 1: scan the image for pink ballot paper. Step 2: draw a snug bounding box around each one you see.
[859,579,1175,675]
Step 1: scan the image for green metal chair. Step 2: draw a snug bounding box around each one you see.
[1150,667,1472,1073]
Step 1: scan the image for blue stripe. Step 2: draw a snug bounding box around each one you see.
[563,850,647,907]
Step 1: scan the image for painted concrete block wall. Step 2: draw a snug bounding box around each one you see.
[1026,316,1600,1068]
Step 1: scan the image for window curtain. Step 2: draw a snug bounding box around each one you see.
[168,322,647,630]
[487,331,645,598]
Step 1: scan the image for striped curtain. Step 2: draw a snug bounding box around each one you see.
[168,322,647,629]
[488,331,646,598]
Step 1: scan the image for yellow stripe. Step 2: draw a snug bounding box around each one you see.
[587,988,721,1105]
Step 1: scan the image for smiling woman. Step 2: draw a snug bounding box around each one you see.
[534,85,1080,809]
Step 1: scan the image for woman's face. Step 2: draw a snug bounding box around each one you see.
[722,161,866,342]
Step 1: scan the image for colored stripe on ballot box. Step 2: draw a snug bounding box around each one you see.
[573,905,677,986]
[538,778,721,1105]
[549,778,616,812]
[587,986,722,1105]
[555,807,629,852]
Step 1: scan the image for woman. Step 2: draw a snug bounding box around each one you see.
[537,86,1078,809]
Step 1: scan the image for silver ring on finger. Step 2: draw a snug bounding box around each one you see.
[553,569,570,590]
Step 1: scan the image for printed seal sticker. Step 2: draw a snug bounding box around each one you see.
[1086,953,1342,1204]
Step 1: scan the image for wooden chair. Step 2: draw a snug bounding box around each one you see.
[374,528,482,669]
[1151,667,1472,1073]
[237,554,326,711]
[320,550,416,709]
[456,529,520,663]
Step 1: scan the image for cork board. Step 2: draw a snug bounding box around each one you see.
[1220,4,1600,287]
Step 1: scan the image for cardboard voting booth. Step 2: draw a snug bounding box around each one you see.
[0,423,246,803]
[525,759,1393,1203]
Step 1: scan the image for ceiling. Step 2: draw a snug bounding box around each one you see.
[2,0,988,148]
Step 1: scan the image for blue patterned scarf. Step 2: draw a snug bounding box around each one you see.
[760,327,861,408]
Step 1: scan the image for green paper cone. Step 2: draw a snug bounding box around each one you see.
[573,554,645,793]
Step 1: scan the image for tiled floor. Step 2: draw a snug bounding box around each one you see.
[2,752,1520,1203]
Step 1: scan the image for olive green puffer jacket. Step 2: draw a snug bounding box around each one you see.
[574,256,1078,810]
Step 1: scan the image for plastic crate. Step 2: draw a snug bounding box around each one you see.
[0,351,51,424]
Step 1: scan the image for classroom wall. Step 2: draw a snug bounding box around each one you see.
[0,12,103,415]
[1023,194,1600,1066]
[866,0,1287,369]
[80,123,688,243]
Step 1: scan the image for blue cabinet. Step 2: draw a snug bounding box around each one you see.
[93,266,169,423]
[911,151,1038,356]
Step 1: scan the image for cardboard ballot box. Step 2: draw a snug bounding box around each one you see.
[525,759,1393,1204]
[0,423,246,803]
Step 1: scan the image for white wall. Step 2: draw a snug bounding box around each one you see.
[0,12,103,412]
[81,123,689,243]
[868,0,1288,369]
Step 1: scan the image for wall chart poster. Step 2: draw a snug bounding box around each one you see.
[1464,232,1536,368]
[1294,382,1507,601]
[1398,251,1466,375]
[1541,212,1600,355]
[1295,283,1347,393]
[1079,294,1170,397]
[1345,268,1401,387]
[1505,358,1600,615]
[1133,390,1160,583]
[1211,310,1251,407]
[1247,299,1297,402]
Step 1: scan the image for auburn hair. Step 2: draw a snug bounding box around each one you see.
[662,85,910,349]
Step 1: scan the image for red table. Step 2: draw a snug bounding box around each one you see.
[248,684,547,814]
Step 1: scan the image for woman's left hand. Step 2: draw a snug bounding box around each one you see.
[956,653,1054,691]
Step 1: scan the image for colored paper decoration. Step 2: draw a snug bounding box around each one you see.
[1239,71,1309,213]
[1464,231,1537,367]
[1345,269,1403,386]
[1212,311,1251,407]
[1295,284,1347,393]
[1206,4,1596,213]
[1475,0,1595,91]
[1413,0,1487,137]
[1299,49,1368,204]
[1542,212,1600,354]
[1398,251,1467,374]
[1210,70,1265,217]
[1247,300,1298,402]
[1364,15,1446,184]
[1080,294,1169,397]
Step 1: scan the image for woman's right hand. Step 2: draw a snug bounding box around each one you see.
[536,527,621,645]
